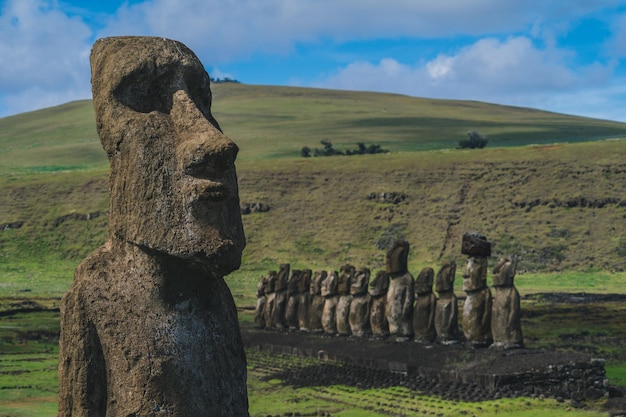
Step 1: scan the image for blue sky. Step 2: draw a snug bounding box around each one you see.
[2,0,626,122]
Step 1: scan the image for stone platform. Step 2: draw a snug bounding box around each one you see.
[242,328,608,403]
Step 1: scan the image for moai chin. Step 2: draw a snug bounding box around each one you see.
[58,37,249,417]
[321,270,339,335]
[491,255,524,349]
[369,270,390,338]
[385,239,414,341]
[349,267,372,337]
[336,263,355,336]
[413,267,437,343]
[308,270,327,333]
[461,232,493,347]
[434,261,460,344]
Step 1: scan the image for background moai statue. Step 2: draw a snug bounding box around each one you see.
[461,232,493,347]
[491,255,524,349]
[321,270,339,335]
[349,267,372,337]
[297,269,312,331]
[58,37,249,417]
[434,260,460,344]
[385,239,415,341]
[263,270,278,327]
[270,263,290,330]
[336,263,355,336]
[369,270,390,338]
[285,269,302,330]
[309,270,327,333]
[254,274,268,329]
[413,267,437,343]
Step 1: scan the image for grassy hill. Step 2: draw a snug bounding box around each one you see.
[1,84,626,299]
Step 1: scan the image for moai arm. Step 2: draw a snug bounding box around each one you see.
[58,287,107,417]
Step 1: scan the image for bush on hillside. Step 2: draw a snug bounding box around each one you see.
[458,131,488,149]
[302,141,389,157]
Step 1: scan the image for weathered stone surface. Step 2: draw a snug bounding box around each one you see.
[369,270,389,337]
[385,240,414,340]
[285,269,302,330]
[461,232,491,257]
[263,270,278,327]
[254,274,268,329]
[336,264,355,336]
[434,261,460,344]
[321,270,339,334]
[462,256,493,347]
[491,256,523,349]
[309,270,327,333]
[297,269,312,331]
[59,36,248,417]
[413,267,436,343]
[349,267,371,337]
[270,263,290,330]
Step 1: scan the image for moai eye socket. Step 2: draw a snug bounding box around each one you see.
[113,64,176,114]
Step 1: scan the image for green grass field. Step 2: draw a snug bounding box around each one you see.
[2,84,626,416]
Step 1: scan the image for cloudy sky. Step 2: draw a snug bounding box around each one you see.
[2,0,626,121]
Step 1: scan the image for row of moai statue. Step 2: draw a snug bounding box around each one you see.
[254,234,523,349]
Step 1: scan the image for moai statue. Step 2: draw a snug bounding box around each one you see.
[336,263,355,336]
[413,267,437,343]
[369,270,390,338]
[297,269,312,331]
[491,255,524,349]
[285,269,302,331]
[263,270,278,328]
[385,239,414,341]
[309,270,327,333]
[270,263,290,330]
[58,37,249,416]
[461,232,493,347]
[349,267,372,337]
[321,270,339,335]
[434,260,460,344]
[254,274,268,329]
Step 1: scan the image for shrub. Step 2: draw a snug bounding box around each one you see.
[458,131,488,149]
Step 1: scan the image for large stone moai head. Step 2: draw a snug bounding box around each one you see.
[300,269,312,293]
[415,267,435,295]
[351,267,371,296]
[321,271,338,297]
[386,239,410,276]
[310,270,327,295]
[264,270,277,294]
[276,263,290,292]
[461,232,491,292]
[435,260,456,293]
[338,264,356,295]
[90,36,245,278]
[492,255,519,287]
[369,270,390,297]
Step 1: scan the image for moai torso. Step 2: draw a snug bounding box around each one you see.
[385,240,414,340]
[270,263,290,330]
[369,270,389,337]
[321,271,339,335]
[309,271,327,333]
[434,261,459,344]
[285,269,302,330]
[349,267,372,337]
[413,267,437,343]
[297,269,312,331]
[336,264,355,336]
[254,274,268,329]
[59,37,249,417]
[491,256,523,349]
[461,233,493,347]
[263,271,278,327]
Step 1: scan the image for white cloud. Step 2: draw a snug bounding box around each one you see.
[0,0,92,116]
[316,36,620,120]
